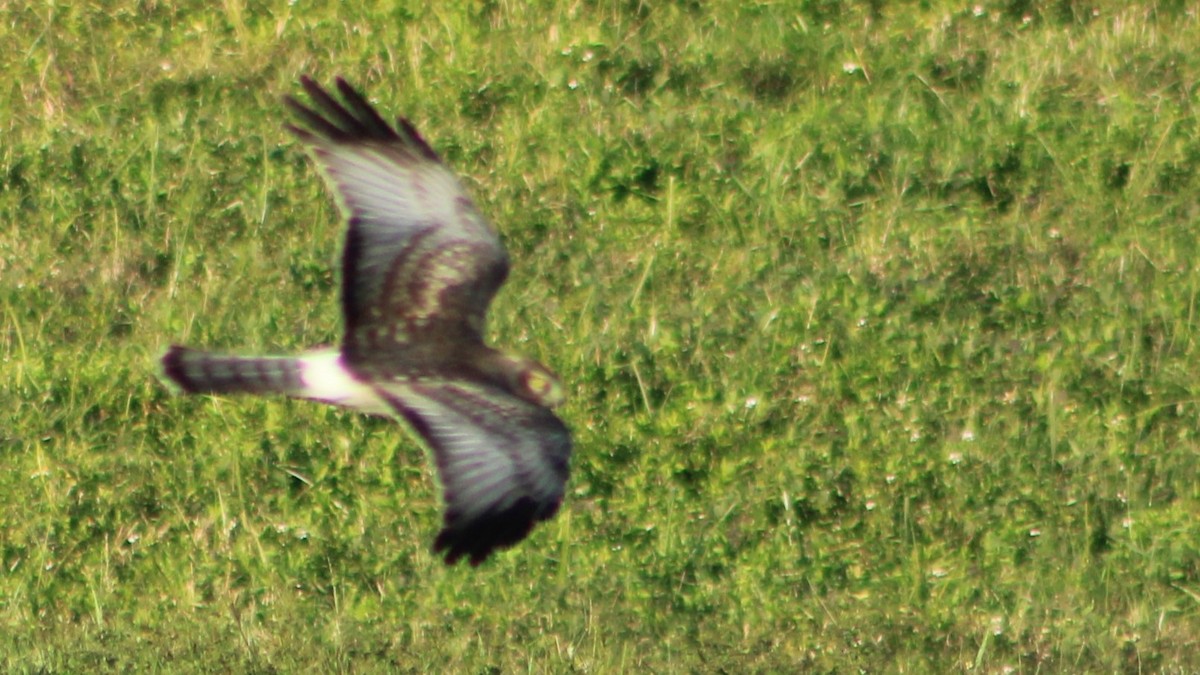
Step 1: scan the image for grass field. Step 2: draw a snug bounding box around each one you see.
[3,1,1199,671]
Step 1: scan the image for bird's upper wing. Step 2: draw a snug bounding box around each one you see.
[375,378,572,566]
[285,77,509,365]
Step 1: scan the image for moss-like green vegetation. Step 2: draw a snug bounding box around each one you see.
[3,1,1199,670]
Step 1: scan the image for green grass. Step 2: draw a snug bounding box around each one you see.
[3,0,1199,670]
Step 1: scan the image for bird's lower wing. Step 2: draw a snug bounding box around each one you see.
[375,378,572,566]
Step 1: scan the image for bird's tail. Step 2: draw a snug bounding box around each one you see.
[160,345,392,415]
[161,345,308,397]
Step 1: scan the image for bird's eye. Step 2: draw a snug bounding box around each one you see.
[521,368,564,408]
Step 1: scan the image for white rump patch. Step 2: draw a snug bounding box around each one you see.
[298,350,392,416]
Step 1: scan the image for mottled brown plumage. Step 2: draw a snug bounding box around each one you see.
[162,77,570,566]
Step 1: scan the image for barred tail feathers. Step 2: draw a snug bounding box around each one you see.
[161,345,307,396]
[160,345,391,415]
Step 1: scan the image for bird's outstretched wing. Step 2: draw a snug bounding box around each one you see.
[284,77,509,366]
[376,378,572,566]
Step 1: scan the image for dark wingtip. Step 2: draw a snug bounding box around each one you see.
[287,74,434,154]
[396,116,440,162]
[299,74,326,101]
[334,76,358,101]
[281,95,304,117]
[432,498,545,566]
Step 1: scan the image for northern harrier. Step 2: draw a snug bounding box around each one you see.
[161,77,571,566]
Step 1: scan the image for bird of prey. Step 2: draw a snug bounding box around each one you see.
[161,76,571,566]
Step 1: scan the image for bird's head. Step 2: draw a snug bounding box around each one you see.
[487,351,565,409]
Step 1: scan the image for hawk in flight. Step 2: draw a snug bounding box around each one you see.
[162,77,571,566]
